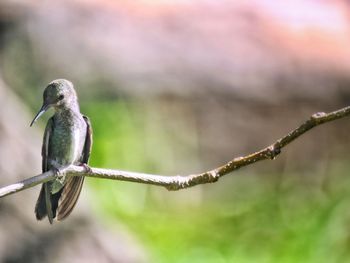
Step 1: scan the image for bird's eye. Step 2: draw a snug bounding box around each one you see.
[58,94,64,100]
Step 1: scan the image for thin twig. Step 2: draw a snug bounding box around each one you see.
[0,106,349,198]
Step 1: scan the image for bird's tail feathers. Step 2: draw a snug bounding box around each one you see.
[44,183,54,224]
[57,176,85,221]
[34,183,68,224]
[34,184,47,220]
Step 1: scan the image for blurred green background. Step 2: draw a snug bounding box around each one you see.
[84,103,350,263]
[1,1,350,262]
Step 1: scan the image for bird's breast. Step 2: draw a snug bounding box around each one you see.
[48,113,86,168]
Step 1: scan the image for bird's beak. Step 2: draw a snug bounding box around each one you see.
[30,103,50,127]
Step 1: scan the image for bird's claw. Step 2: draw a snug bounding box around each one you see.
[81,163,92,174]
[52,164,71,179]
[53,167,65,179]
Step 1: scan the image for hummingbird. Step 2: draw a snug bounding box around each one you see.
[30,79,92,224]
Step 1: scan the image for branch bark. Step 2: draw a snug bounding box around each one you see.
[1,106,349,198]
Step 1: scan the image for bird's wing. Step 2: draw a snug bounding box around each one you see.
[35,117,54,223]
[42,117,53,172]
[82,115,93,164]
[57,115,92,221]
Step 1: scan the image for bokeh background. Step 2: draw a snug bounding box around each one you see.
[1,0,350,262]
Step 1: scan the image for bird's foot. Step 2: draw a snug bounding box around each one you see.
[52,165,70,179]
[52,167,64,178]
[81,163,92,174]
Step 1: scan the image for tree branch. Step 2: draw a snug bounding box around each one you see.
[1,106,349,198]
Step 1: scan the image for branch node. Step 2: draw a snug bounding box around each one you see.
[165,175,183,191]
[311,112,326,121]
[209,170,220,182]
[234,156,244,162]
[266,145,281,160]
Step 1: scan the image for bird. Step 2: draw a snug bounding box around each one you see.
[30,79,92,224]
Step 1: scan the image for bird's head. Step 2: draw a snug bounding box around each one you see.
[30,79,78,126]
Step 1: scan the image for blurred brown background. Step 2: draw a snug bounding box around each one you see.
[0,1,350,262]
